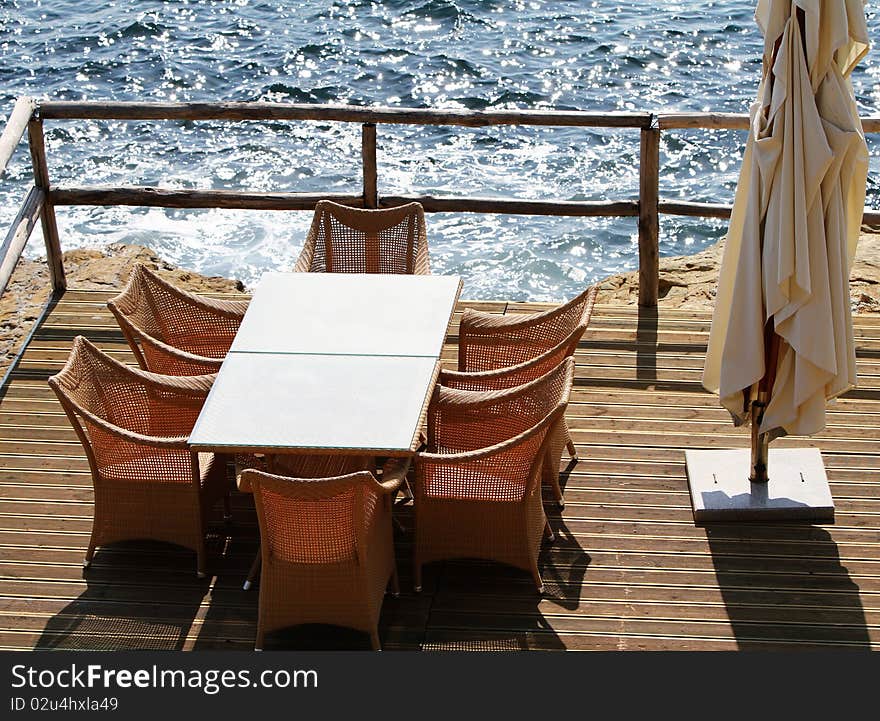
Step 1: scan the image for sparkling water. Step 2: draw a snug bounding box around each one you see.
[1,0,877,299]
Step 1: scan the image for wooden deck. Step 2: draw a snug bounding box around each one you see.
[0,289,878,651]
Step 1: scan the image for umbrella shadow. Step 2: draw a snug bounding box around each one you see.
[705,525,871,650]
[699,484,824,522]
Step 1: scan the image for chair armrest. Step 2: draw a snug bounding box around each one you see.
[182,293,249,321]
[459,285,598,339]
[377,457,411,495]
[459,307,542,335]
[124,326,226,372]
[129,367,217,395]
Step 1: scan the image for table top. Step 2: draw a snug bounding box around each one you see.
[189,353,440,455]
[229,272,462,357]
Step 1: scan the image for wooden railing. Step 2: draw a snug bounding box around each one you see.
[1,98,878,307]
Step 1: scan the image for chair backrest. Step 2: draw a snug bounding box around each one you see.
[427,357,574,454]
[245,469,378,565]
[108,264,244,360]
[108,264,185,344]
[441,325,583,392]
[459,284,597,372]
[294,200,430,274]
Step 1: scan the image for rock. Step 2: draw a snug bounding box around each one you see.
[0,244,244,379]
[1,231,878,380]
[595,230,880,314]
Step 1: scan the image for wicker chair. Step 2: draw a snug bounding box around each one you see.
[453,284,598,506]
[238,454,376,591]
[242,459,408,651]
[47,336,232,578]
[108,263,248,375]
[293,200,430,274]
[439,327,583,507]
[413,358,574,594]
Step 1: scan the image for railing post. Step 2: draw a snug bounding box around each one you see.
[638,118,660,307]
[361,122,378,209]
[27,109,65,292]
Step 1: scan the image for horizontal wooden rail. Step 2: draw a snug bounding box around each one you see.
[659,113,749,130]
[0,97,35,177]
[39,101,653,129]
[659,199,880,226]
[2,99,878,309]
[51,186,640,217]
[0,186,44,296]
[51,187,365,210]
[381,195,639,217]
[659,112,880,133]
[658,200,733,219]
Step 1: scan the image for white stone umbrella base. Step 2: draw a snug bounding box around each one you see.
[684,448,834,524]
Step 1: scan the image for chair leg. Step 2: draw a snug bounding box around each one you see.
[83,541,96,569]
[390,564,400,598]
[370,628,382,651]
[413,560,422,593]
[530,563,544,595]
[544,521,555,543]
[222,492,233,523]
[393,515,406,534]
[566,438,578,459]
[550,473,565,509]
[243,548,261,591]
[196,538,207,579]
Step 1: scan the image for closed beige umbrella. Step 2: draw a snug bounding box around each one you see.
[690,0,869,522]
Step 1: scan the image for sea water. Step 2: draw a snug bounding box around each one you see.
[1,0,877,299]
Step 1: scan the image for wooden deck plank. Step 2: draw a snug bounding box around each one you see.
[0,290,878,650]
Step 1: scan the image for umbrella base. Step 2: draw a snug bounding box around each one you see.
[684,448,834,524]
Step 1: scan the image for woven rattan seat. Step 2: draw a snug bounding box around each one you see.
[413,358,574,594]
[241,459,408,651]
[293,200,430,274]
[451,285,598,506]
[108,264,248,375]
[48,336,233,577]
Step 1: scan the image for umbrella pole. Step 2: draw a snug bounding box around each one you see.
[750,324,782,483]
[749,403,770,483]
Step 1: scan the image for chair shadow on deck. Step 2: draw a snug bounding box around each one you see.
[34,542,213,651]
[419,516,590,651]
[705,525,871,650]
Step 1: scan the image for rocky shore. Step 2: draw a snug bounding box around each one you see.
[597,228,880,314]
[0,244,244,378]
[1,231,878,379]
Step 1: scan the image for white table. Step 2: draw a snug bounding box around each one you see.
[189,272,462,457]
[229,272,463,357]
